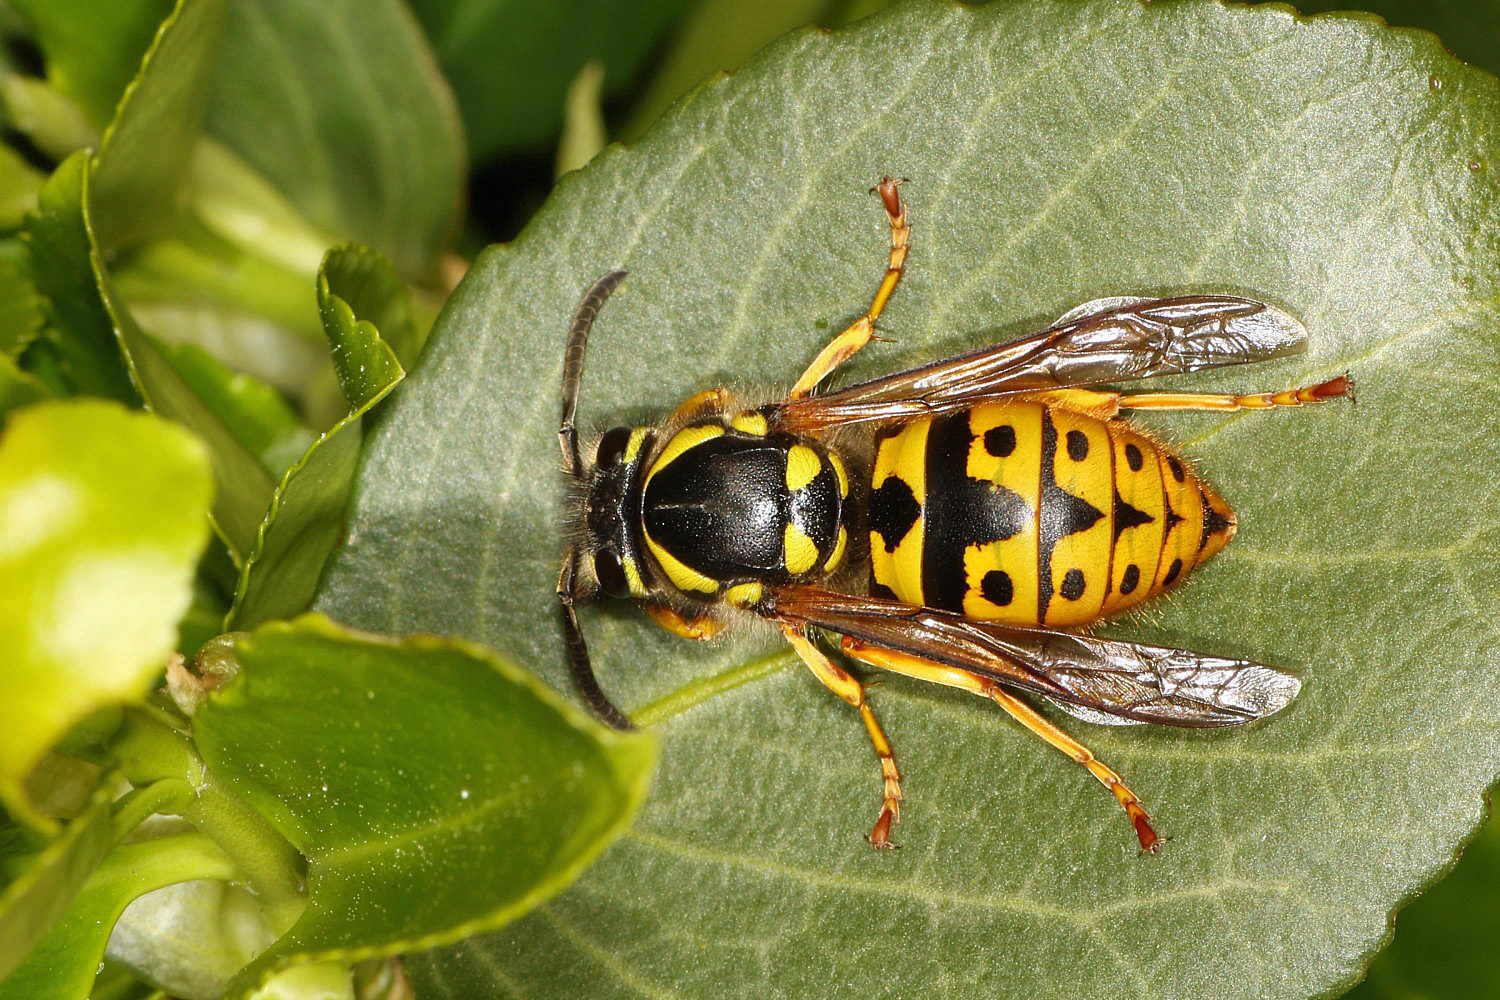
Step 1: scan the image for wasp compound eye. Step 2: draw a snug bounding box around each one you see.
[593,548,630,597]
[596,426,633,469]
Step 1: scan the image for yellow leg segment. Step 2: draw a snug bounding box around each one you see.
[1027,374,1353,420]
[783,626,903,848]
[788,178,912,399]
[841,637,1166,854]
[1118,374,1353,412]
[669,387,732,422]
[642,602,723,641]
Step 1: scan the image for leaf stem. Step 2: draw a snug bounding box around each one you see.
[103,706,306,933]
[632,649,796,727]
[182,775,307,935]
[106,705,202,786]
[110,777,196,838]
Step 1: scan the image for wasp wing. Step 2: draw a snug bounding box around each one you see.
[775,295,1307,431]
[771,587,1301,728]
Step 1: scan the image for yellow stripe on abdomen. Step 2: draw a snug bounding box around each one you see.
[961,402,1042,624]
[1151,449,1203,597]
[1101,422,1166,617]
[1040,408,1113,627]
[869,420,928,604]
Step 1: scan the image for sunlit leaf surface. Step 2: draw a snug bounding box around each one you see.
[318,2,1500,997]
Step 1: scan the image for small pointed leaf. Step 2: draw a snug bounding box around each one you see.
[192,616,656,994]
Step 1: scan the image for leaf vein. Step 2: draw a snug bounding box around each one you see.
[538,904,685,1000]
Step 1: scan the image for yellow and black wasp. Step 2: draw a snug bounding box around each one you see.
[558,179,1351,852]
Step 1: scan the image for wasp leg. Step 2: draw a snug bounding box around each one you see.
[782,625,903,848]
[1116,373,1353,412]
[1021,375,1353,420]
[841,637,1165,854]
[668,388,733,422]
[642,602,723,641]
[787,178,912,399]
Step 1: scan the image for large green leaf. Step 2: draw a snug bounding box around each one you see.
[204,0,464,279]
[316,1,1500,997]
[1296,0,1500,81]
[1344,813,1500,999]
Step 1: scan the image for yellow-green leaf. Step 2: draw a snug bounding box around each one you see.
[0,399,211,825]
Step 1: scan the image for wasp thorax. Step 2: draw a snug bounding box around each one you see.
[637,426,851,593]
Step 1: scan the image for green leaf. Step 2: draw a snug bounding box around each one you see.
[225,246,404,630]
[407,0,694,161]
[0,779,115,981]
[0,75,96,162]
[317,241,421,371]
[191,615,656,994]
[0,352,50,416]
[154,340,313,478]
[0,240,41,356]
[21,156,139,403]
[113,213,326,347]
[27,152,279,558]
[316,246,408,405]
[1296,0,1500,82]
[5,0,175,127]
[315,2,1500,998]
[91,0,228,249]
[0,144,45,231]
[0,400,211,825]
[0,832,236,1000]
[204,0,464,279]
[555,61,607,179]
[1344,813,1500,1000]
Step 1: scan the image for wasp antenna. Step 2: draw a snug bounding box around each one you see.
[557,550,636,732]
[560,270,629,475]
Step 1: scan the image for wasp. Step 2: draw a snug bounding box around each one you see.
[558,179,1351,852]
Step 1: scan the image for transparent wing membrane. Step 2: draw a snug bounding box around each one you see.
[775,295,1307,431]
[771,586,1301,728]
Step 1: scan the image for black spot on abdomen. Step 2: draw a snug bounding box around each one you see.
[984,424,1016,457]
[982,570,1014,606]
[1060,568,1086,601]
[1162,557,1183,586]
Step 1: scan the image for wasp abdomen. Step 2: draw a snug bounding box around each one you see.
[869,402,1235,627]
